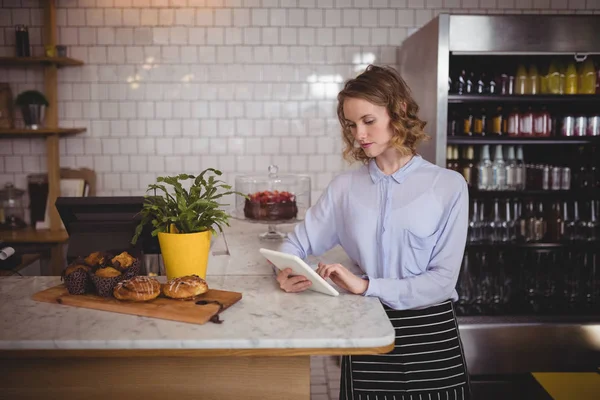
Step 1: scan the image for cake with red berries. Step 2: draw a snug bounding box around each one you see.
[244,190,298,221]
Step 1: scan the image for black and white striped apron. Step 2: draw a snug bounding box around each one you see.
[340,299,471,400]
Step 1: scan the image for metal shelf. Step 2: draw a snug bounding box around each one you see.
[446,136,597,145]
[448,94,600,104]
[469,189,600,199]
[0,127,86,138]
[0,56,84,67]
[465,241,600,249]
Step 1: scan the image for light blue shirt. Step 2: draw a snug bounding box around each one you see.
[278,155,469,310]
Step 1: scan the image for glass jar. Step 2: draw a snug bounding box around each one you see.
[0,183,27,230]
[233,165,311,240]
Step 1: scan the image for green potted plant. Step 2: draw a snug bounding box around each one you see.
[14,90,49,129]
[131,169,245,279]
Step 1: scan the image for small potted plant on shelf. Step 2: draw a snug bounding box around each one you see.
[131,169,245,280]
[14,90,49,129]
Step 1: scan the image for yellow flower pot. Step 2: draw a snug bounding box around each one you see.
[158,230,212,280]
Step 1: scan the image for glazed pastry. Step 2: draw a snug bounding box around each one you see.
[113,276,161,301]
[94,266,122,278]
[162,275,209,300]
[111,251,135,269]
[85,251,106,267]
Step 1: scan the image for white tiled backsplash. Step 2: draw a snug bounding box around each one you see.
[1,0,599,208]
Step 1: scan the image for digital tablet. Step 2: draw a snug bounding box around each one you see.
[259,248,339,297]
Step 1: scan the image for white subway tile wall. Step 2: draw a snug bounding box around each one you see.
[1,0,599,211]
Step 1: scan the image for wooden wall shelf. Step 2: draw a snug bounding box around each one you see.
[0,228,69,244]
[0,56,84,67]
[0,128,86,137]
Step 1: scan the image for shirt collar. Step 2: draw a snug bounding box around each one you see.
[368,154,423,184]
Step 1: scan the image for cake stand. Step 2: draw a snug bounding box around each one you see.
[231,165,311,241]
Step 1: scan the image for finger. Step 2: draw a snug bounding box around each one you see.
[326,264,347,280]
[285,279,312,293]
[276,268,293,284]
[323,264,339,279]
[287,275,309,286]
[280,275,309,291]
[316,262,324,276]
[318,264,338,279]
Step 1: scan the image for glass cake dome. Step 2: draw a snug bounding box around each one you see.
[232,165,311,240]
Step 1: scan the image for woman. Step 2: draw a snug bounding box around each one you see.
[276,65,471,399]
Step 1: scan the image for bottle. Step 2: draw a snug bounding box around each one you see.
[505,146,517,191]
[559,61,566,94]
[513,200,522,241]
[503,199,516,242]
[533,107,550,137]
[515,64,528,95]
[585,200,598,241]
[466,71,475,94]
[446,146,455,170]
[547,59,561,94]
[457,253,474,312]
[477,72,488,94]
[490,106,504,136]
[579,58,597,94]
[533,201,546,242]
[448,109,459,136]
[515,146,526,190]
[540,63,549,94]
[468,200,481,243]
[490,198,504,242]
[15,25,31,57]
[488,73,497,94]
[461,146,476,187]
[507,107,520,137]
[463,107,473,136]
[565,61,578,95]
[477,145,493,191]
[523,200,536,242]
[572,201,581,240]
[455,69,467,94]
[547,201,563,242]
[473,108,486,136]
[519,106,534,136]
[528,64,540,95]
[451,146,460,171]
[492,145,507,190]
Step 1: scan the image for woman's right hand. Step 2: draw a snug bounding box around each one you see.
[276,268,312,293]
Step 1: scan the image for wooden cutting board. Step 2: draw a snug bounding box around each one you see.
[32,284,242,325]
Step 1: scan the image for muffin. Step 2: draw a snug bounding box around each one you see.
[61,264,92,295]
[84,251,108,267]
[90,266,123,297]
[111,251,140,279]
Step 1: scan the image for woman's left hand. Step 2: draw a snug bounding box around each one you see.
[316,262,368,295]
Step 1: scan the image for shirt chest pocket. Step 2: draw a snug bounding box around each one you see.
[403,229,437,275]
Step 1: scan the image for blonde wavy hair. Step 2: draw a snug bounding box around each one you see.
[337,65,430,164]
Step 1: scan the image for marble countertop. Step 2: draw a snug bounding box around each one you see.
[0,220,394,352]
[0,276,394,351]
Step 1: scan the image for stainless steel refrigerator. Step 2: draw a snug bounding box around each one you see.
[396,13,600,389]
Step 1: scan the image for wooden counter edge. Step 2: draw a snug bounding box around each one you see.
[0,342,395,358]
